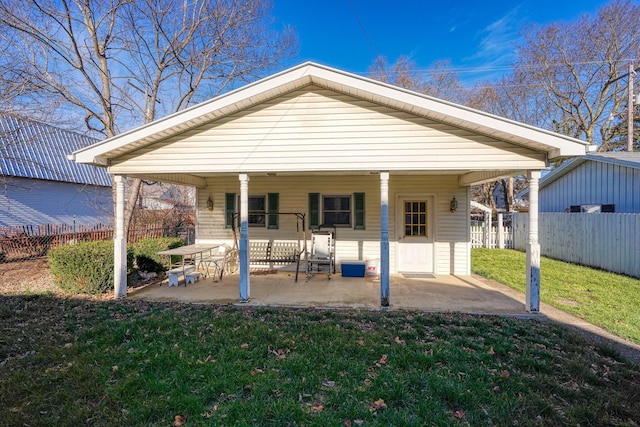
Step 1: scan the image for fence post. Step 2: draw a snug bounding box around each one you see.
[483,211,492,248]
[497,212,504,249]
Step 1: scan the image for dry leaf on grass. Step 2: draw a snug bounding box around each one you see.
[375,354,388,366]
[370,398,387,412]
[172,414,187,426]
[452,407,465,419]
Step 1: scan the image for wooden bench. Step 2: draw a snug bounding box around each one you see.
[185,271,201,285]
[167,265,196,287]
[249,241,301,282]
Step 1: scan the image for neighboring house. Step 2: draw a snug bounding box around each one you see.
[70,62,590,309]
[519,152,640,213]
[140,185,194,211]
[491,183,507,211]
[0,115,112,227]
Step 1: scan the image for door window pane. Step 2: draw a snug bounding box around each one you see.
[403,200,428,237]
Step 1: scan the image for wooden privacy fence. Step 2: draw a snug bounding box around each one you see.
[0,223,194,263]
[512,212,640,278]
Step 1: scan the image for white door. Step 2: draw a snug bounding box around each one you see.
[397,197,434,273]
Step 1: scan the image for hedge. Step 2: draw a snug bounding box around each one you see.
[48,240,134,295]
[131,237,184,273]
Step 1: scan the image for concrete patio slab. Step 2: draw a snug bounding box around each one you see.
[128,272,527,314]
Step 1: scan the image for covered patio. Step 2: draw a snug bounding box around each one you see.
[70,62,592,312]
[128,272,527,315]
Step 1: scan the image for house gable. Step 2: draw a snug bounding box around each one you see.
[71,62,591,174]
[108,85,548,176]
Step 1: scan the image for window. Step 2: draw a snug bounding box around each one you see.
[248,196,266,227]
[308,193,365,229]
[568,204,615,213]
[225,193,279,229]
[323,195,351,227]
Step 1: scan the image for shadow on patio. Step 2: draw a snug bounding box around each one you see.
[128,271,528,314]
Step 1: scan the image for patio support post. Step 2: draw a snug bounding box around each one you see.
[380,172,390,307]
[526,170,541,312]
[114,175,127,299]
[239,174,250,302]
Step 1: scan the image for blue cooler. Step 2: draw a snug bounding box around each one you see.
[341,260,366,277]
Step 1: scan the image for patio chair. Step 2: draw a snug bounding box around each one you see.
[306,226,335,280]
[200,244,233,281]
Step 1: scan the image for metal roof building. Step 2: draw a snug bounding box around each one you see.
[519,152,640,213]
[0,115,111,187]
[1,115,112,228]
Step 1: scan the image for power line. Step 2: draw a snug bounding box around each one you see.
[346,0,377,58]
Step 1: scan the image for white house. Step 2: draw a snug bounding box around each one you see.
[0,115,112,228]
[70,62,591,309]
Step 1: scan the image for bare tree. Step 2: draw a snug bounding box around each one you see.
[0,0,297,231]
[368,55,466,104]
[490,0,640,151]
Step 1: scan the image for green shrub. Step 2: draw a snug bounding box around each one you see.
[131,237,183,272]
[48,240,134,295]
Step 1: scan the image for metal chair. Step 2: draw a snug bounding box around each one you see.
[200,244,231,281]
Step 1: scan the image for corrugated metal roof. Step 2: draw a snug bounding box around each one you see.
[0,114,111,186]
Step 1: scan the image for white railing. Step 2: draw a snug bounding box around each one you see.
[470,223,513,249]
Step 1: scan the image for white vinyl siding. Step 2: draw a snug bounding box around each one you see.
[196,174,470,275]
[109,86,547,175]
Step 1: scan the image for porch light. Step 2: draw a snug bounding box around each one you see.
[207,196,214,211]
[450,196,458,213]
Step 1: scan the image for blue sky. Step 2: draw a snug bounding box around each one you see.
[272,0,611,83]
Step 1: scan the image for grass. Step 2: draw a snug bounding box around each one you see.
[472,248,640,345]
[1,295,640,426]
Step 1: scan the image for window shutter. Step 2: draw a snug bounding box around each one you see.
[268,193,279,229]
[354,192,365,230]
[308,193,320,229]
[225,193,236,229]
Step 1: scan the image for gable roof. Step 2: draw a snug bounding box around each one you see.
[541,152,640,189]
[70,62,592,168]
[1,115,111,187]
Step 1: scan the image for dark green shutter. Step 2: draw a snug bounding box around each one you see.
[308,193,320,229]
[225,193,236,229]
[354,192,365,230]
[267,193,279,229]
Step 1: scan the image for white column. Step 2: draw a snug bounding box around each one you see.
[380,172,390,307]
[239,174,250,302]
[526,170,541,312]
[114,175,127,299]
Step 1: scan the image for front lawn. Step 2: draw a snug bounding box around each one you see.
[1,296,639,426]
[472,248,640,345]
